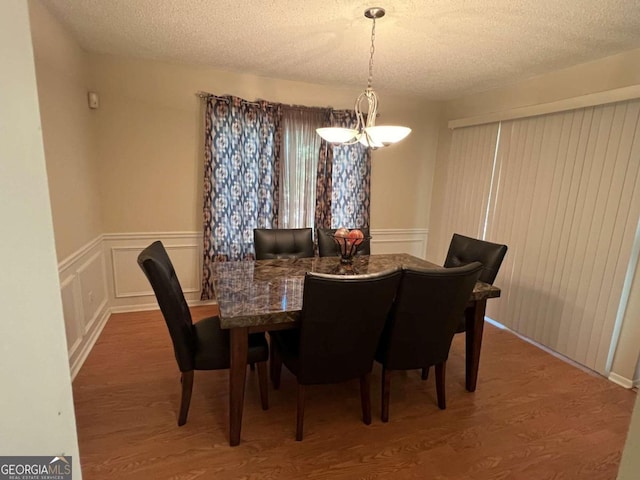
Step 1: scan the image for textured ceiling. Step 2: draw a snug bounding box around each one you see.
[42,0,640,100]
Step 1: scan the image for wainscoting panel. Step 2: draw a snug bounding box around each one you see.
[59,275,82,360]
[103,232,203,312]
[370,228,429,259]
[58,236,110,378]
[59,229,429,377]
[59,229,639,390]
[77,250,108,333]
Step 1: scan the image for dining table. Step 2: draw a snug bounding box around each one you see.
[210,253,501,446]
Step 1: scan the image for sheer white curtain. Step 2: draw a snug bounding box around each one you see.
[279,107,326,228]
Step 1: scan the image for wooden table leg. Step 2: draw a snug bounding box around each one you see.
[465,298,487,392]
[229,327,248,446]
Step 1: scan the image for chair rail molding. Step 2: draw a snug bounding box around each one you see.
[370,228,429,259]
[59,232,212,378]
[59,228,428,377]
[103,232,206,312]
[59,228,638,391]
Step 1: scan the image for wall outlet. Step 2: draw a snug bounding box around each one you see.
[87,91,99,109]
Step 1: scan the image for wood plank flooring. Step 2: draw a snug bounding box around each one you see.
[72,306,636,479]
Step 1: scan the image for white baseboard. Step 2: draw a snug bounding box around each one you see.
[69,304,110,380]
[109,299,217,314]
[486,316,608,380]
[484,316,508,330]
[609,372,636,389]
[488,316,637,390]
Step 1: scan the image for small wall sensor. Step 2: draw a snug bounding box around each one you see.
[88,91,99,109]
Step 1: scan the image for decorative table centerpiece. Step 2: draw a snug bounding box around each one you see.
[332,227,370,273]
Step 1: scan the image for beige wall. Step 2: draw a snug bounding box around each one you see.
[0,1,81,472]
[29,0,103,261]
[89,54,440,234]
[428,48,640,383]
[444,48,640,121]
[30,0,441,256]
[617,392,640,479]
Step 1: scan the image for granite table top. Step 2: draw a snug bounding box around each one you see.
[210,253,501,330]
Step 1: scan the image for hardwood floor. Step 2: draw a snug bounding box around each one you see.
[73,306,635,479]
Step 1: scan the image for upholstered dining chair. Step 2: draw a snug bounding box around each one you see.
[445,233,508,334]
[317,227,371,257]
[419,233,508,381]
[137,241,269,426]
[253,228,314,260]
[270,268,401,440]
[375,262,483,421]
[444,233,508,288]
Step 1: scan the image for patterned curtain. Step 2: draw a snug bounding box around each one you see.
[314,137,334,229]
[327,110,371,229]
[201,96,281,299]
[201,96,371,300]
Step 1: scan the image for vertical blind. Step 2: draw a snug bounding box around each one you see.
[443,99,640,375]
[435,122,499,257]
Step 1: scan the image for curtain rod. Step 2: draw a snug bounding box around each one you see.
[195,91,336,112]
[196,91,264,107]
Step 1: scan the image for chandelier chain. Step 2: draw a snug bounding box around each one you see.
[315,7,410,148]
[367,18,376,89]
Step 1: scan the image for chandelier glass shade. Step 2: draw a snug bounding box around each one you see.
[316,7,411,149]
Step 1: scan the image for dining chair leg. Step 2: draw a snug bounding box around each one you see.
[381,367,391,423]
[178,370,194,426]
[296,383,306,441]
[256,361,269,410]
[360,373,372,425]
[421,367,430,380]
[435,361,446,410]
[270,345,282,390]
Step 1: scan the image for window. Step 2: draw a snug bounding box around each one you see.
[200,95,372,298]
[279,106,325,228]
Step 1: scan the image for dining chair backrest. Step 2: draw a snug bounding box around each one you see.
[444,233,507,284]
[254,228,314,260]
[317,228,371,257]
[137,241,195,372]
[378,262,483,370]
[297,268,401,385]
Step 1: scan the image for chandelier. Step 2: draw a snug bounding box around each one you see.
[316,7,411,149]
